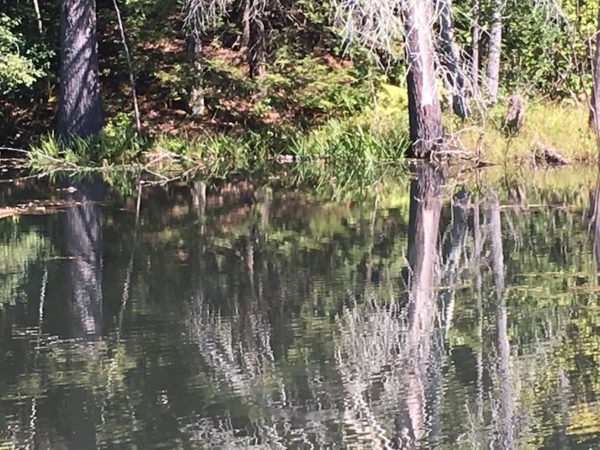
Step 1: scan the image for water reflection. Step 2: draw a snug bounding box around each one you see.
[2,167,600,448]
[62,178,105,339]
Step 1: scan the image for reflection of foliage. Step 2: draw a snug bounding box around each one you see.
[5,169,600,448]
[0,217,50,306]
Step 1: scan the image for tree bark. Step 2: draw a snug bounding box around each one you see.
[437,0,470,119]
[402,0,444,158]
[187,34,206,117]
[248,5,266,78]
[58,0,103,138]
[590,4,600,135]
[241,0,251,52]
[486,0,502,103]
[471,0,480,95]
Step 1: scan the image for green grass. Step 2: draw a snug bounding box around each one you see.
[451,100,598,163]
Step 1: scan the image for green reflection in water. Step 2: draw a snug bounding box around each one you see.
[1,166,600,449]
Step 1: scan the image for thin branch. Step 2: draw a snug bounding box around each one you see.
[112,0,142,133]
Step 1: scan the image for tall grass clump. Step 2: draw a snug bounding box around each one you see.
[28,113,148,168]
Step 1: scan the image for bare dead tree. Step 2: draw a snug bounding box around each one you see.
[486,0,502,103]
[435,0,470,119]
[32,0,43,33]
[471,0,480,94]
[183,0,229,117]
[332,0,444,156]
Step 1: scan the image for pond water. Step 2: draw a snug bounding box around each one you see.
[1,166,600,449]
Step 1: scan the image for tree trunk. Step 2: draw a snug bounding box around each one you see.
[241,0,251,52]
[57,0,103,138]
[437,0,470,119]
[486,0,502,103]
[248,6,266,78]
[471,0,480,95]
[590,4,600,135]
[402,0,444,158]
[187,34,205,117]
[32,0,43,33]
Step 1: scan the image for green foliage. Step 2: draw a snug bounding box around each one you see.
[500,0,593,96]
[0,13,45,94]
[28,113,147,167]
[0,218,51,306]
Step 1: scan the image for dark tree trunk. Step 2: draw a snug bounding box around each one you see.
[437,0,470,119]
[486,0,502,103]
[248,6,266,78]
[187,34,205,117]
[402,1,444,158]
[57,0,103,138]
[590,5,600,135]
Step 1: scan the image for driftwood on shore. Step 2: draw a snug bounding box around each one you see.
[531,140,569,166]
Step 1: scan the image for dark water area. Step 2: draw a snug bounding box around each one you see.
[1,166,600,449]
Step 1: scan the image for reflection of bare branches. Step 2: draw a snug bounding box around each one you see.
[336,300,403,449]
[334,165,447,449]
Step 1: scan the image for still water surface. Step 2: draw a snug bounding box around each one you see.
[1,167,600,449]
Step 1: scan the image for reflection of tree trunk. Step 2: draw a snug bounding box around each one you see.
[397,164,444,448]
[440,189,469,329]
[590,6,600,134]
[593,176,600,271]
[472,201,484,430]
[488,193,514,450]
[63,179,105,340]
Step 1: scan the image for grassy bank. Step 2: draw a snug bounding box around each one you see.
[19,96,599,188]
[450,100,598,164]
